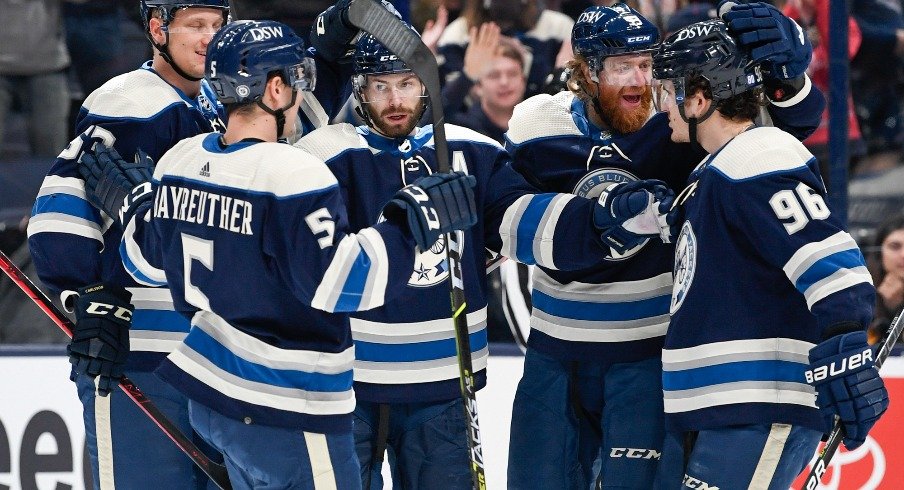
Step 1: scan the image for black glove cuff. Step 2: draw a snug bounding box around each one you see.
[822,321,864,341]
[764,75,806,103]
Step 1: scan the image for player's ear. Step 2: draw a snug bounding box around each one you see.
[685,91,709,119]
[148,17,166,45]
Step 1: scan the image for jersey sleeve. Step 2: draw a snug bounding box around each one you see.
[27,94,194,296]
[477,146,609,271]
[261,180,415,313]
[766,75,826,141]
[715,163,874,335]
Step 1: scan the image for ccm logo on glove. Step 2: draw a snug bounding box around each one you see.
[805,348,873,383]
[401,186,441,231]
[84,302,133,322]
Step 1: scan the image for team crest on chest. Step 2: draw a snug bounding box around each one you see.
[409,230,465,287]
[574,168,649,260]
[670,220,697,314]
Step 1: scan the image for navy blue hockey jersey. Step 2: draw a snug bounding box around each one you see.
[27,64,225,370]
[296,123,610,403]
[504,86,824,364]
[665,126,875,433]
[121,133,418,431]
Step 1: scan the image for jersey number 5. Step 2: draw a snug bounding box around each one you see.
[768,182,830,234]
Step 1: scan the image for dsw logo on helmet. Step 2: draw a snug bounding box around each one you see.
[248,25,284,41]
[673,23,716,42]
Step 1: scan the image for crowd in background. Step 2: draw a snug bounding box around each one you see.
[2,0,904,345]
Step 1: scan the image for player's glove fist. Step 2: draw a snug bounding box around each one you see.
[720,1,812,79]
[593,180,674,253]
[68,283,133,397]
[806,330,889,449]
[313,0,402,62]
[79,143,154,227]
[383,171,478,250]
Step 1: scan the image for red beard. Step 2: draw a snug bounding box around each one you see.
[596,85,653,134]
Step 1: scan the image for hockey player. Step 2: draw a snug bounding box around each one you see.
[652,19,889,488]
[503,2,826,488]
[293,22,676,489]
[77,19,480,489]
[26,2,231,487]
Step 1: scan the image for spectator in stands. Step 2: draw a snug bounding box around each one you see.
[437,0,573,99]
[450,37,527,143]
[784,0,867,182]
[0,0,70,158]
[867,213,904,345]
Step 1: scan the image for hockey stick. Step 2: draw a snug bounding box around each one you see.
[345,2,486,489]
[800,309,904,489]
[0,250,232,490]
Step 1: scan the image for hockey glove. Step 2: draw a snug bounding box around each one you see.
[720,1,812,80]
[383,171,478,250]
[68,283,133,397]
[78,143,154,227]
[311,0,401,62]
[593,180,675,253]
[806,330,889,449]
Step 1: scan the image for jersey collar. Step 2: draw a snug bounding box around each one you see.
[356,125,435,158]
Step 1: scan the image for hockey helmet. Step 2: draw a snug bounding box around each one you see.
[140,0,230,33]
[652,20,761,115]
[572,3,660,77]
[206,20,315,105]
[351,21,428,128]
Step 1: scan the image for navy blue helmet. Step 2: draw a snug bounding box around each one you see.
[572,3,660,75]
[206,20,315,105]
[140,0,230,33]
[653,20,761,104]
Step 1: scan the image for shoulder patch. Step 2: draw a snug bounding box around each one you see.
[294,123,364,163]
[710,127,814,181]
[83,69,187,120]
[506,91,582,145]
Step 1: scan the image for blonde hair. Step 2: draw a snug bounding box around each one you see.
[565,55,593,101]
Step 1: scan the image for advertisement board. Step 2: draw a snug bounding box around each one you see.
[0,353,901,489]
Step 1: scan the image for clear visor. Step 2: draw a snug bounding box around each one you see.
[361,75,427,103]
[287,58,316,92]
[652,78,685,113]
[596,54,653,87]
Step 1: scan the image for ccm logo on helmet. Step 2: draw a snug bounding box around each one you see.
[248,26,284,41]
[804,348,873,383]
[379,55,399,61]
[626,35,652,43]
[674,24,714,42]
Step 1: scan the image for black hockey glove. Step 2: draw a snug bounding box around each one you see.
[383,171,478,250]
[78,143,154,227]
[311,0,401,62]
[720,1,812,80]
[806,330,889,449]
[593,180,675,254]
[68,283,133,397]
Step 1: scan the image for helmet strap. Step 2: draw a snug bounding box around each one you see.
[257,88,299,141]
[148,17,203,82]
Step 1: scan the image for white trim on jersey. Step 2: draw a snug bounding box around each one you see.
[121,211,168,286]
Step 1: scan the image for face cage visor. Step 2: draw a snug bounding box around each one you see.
[588,53,654,87]
[652,77,685,113]
[286,58,317,92]
[355,73,428,103]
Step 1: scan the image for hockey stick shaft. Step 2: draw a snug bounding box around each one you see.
[800,308,904,489]
[0,250,232,490]
[345,2,486,488]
